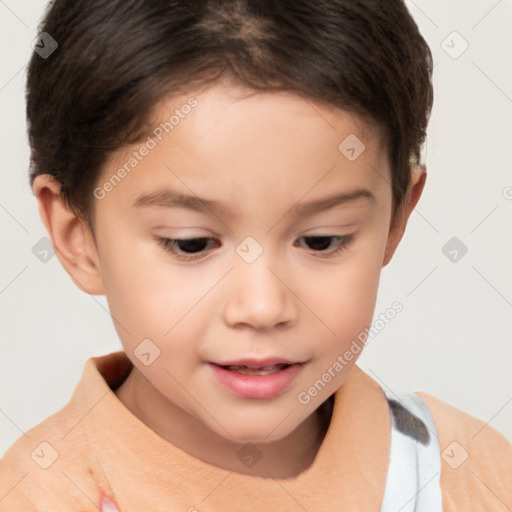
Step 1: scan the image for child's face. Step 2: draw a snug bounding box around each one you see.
[85,80,403,443]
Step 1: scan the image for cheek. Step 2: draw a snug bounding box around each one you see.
[98,229,221,360]
[307,237,385,347]
[96,226,182,334]
[322,267,380,340]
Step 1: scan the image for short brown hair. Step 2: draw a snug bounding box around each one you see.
[26,0,433,232]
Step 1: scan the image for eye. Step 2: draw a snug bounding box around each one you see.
[294,235,353,257]
[155,236,219,261]
[155,234,353,262]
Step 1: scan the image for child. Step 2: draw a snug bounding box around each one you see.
[1,0,510,510]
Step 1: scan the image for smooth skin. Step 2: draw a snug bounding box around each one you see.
[33,77,425,479]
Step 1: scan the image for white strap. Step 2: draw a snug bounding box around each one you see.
[379,390,443,512]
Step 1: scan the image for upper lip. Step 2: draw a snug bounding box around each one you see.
[211,358,302,368]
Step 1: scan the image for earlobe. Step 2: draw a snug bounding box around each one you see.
[382,166,427,267]
[32,174,104,295]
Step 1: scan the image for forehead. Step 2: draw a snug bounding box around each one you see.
[150,79,385,151]
[96,79,391,220]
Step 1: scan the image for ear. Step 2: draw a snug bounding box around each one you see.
[32,174,104,295]
[382,166,427,267]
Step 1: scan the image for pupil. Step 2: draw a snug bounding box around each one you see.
[305,236,331,251]
[178,238,208,253]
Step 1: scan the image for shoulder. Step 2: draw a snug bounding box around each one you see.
[416,391,512,511]
[0,403,113,511]
[0,352,128,510]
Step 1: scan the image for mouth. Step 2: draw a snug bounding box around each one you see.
[208,362,305,399]
[211,362,292,375]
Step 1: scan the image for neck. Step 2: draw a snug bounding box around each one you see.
[115,366,333,478]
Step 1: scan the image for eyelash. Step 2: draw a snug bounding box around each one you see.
[155,235,353,262]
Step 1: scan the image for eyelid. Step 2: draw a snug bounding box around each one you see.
[154,233,354,262]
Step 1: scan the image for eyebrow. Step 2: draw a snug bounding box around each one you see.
[132,187,375,217]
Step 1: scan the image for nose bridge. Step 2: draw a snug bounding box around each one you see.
[223,241,295,330]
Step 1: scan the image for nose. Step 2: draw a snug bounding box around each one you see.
[223,253,297,331]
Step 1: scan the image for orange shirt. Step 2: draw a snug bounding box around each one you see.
[0,351,510,511]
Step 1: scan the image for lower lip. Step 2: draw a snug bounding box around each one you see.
[208,363,304,399]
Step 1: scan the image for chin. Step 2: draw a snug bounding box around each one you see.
[214,419,297,446]
[231,433,288,446]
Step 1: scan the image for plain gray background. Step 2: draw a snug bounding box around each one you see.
[1,0,511,458]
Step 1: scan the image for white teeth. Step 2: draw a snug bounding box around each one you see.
[225,364,289,375]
